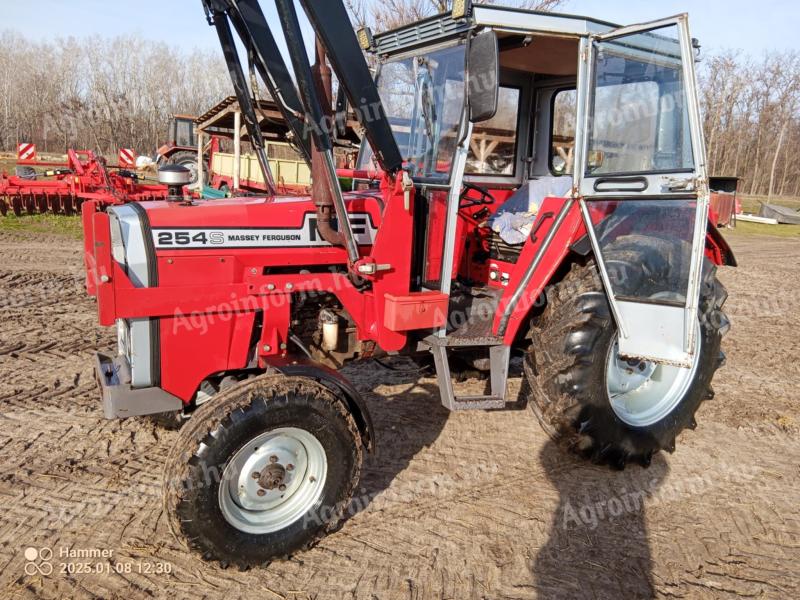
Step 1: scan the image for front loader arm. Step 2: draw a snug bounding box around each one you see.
[300,0,403,172]
[206,0,312,162]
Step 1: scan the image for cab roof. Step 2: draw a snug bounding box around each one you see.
[371,4,621,57]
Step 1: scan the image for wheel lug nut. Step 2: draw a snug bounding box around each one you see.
[251,471,260,479]
[269,455,278,463]
[257,489,266,497]
[286,464,294,471]
[279,484,286,491]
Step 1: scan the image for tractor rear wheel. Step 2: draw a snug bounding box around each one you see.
[163,375,362,568]
[524,238,729,469]
[167,150,207,186]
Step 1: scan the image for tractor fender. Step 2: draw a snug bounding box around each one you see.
[496,200,738,346]
[263,356,376,453]
[570,218,738,267]
[705,222,737,267]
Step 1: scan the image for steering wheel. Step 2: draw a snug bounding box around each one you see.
[459,181,496,209]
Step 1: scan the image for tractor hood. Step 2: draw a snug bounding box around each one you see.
[137,193,382,251]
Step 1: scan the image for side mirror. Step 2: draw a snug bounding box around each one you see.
[467,30,499,123]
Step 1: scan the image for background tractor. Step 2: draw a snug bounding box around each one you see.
[84,0,733,567]
[156,114,212,184]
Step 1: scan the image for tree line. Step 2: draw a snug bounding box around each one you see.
[0,31,230,157]
[699,50,800,197]
[1,23,798,198]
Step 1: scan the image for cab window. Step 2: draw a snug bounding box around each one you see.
[550,88,577,176]
[466,86,520,176]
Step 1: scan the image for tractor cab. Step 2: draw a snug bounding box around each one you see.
[156,115,208,184]
[349,4,715,407]
[168,115,198,149]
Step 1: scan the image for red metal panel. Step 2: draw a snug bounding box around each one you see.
[81,200,99,296]
[92,211,116,326]
[495,197,585,344]
[160,314,237,400]
[227,311,257,368]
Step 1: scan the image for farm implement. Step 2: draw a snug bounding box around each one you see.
[0,147,168,216]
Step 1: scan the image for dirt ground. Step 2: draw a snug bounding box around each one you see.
[0,228,797,599]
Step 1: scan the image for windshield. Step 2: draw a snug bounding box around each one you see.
[358,44,466,179]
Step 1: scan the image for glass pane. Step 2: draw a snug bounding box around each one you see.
[175,120,194,148]
[550,88,576,175]
[588,24,693,176]
[590,199,696,305]
[359,44,466,179]
[467,86,520,176]
[422,190,449,288]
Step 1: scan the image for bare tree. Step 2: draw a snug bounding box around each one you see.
[3,8,800,201]
[699,50,800,197]
[0,32,232,156]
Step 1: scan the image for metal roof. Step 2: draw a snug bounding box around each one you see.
[194,96,361,145]
[372,4,621,56]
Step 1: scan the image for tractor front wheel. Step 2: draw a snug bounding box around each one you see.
[524,242,728,469]
[163,375,362,567]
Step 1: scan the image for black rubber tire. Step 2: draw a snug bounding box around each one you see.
[524,236,729,469]
[167,150,207,185]
[163,375,362,568]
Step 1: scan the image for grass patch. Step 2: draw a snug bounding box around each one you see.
[723,195,800,237]
[727,220,800,238]
[0,213,83,239]
[739,194,800,214]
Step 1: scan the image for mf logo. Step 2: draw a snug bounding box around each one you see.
[307,215,372,244]
[24,546,53,576]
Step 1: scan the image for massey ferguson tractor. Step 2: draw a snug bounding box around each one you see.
[83,0,733,567]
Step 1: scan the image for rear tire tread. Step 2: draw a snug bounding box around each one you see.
[525,246,729,469]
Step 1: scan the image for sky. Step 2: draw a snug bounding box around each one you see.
[2,0,799,57]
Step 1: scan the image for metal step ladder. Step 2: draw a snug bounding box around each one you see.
[421,288,512,411]
[424,337,511,410]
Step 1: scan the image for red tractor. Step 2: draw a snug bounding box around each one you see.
[156,114,215,184]
[84,0,733,567]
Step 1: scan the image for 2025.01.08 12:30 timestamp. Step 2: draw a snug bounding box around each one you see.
[60,560,173,575]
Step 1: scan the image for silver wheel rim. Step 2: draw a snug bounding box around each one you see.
[218,427,327,534]
[606,322,702,428]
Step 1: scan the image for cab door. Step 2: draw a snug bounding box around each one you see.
[573,16,708,367]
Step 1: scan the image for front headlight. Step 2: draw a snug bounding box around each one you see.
[109,212,128,272]
[116,318,131,360]
[107,205,157,388]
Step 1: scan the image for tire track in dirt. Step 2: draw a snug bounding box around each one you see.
[0,229,797,599]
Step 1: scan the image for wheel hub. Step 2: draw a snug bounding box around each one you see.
[258,463,286,490]
[605,323,702,428]
[218,427,327,534]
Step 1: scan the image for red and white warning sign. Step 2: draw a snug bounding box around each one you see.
[17,142,36,162]
[118,148,136,168]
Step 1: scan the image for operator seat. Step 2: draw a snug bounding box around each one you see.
[489,176,571,245]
